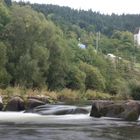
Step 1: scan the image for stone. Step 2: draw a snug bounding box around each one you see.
[0,96,3,111]
[5,96,25,111]
[30,104,90,115]
[90,100,114,117]
[26,98,45,110]
[90,100,140,121]
[27,96,50,103]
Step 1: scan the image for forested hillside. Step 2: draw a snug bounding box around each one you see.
[31,4,140,35]
[30,3,140,62]
[1,0,140,99]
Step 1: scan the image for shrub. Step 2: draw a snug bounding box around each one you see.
[40,90,58,101]
[84,90,112,100]
[129,80,140,100]
[57,88,81,102]
[4,86,26,97]
[79,62,106,91]
[66,66,86,91]
[130,82,140,100]
[108,78,129,95]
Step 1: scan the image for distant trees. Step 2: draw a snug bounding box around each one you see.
[4,0,12,6]
[0,0,10,32]
[31,4,140,35]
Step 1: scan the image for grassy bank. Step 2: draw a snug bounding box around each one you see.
[0,87,132,105]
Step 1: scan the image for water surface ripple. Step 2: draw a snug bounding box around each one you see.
[0,111,139,140]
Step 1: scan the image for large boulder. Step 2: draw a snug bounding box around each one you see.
[90,100,140,121]
[0,96,3,111]
[120,101,140,121]
[5,96,25,111]
[90,100,114,117]
[31,104,89,115]
[27,96,50,103]
[26,98,45,110]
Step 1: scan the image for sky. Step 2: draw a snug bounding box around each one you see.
[13,0,140,15]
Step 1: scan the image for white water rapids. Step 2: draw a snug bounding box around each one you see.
[0,111,91,124]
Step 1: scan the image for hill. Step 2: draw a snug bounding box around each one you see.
[30,4,140,35]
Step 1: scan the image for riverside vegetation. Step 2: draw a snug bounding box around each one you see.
[1,0,140,103]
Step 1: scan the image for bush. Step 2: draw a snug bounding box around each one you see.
[0,69,11,88]
[40,90,58,101]
[129,80,140,100]
[57,89,81,102]
[84,90,112,100]
[131,85,140,100]
[66,66,86,91]
[108,78,129,95]
[79,62,106,91]
[4,86,26,97]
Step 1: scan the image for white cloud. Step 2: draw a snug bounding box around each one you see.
[13,0,140,14]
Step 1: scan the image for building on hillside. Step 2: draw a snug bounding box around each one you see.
[78,38,86,49]
[134,27,140,46]
[106,53,122,63]
[78,43,86,49]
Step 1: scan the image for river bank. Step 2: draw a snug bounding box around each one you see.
[0,93,138,121]
[0,87,131,107]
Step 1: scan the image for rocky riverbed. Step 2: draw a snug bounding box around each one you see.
[0,96,140,121]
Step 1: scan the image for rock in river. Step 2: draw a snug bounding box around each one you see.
[90,100,140,121]
[0,96,3,111]
[26,98,45,110]
[30,104,89,115]
[5,96,25,111]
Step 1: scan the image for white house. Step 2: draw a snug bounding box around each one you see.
[78,43,86,49]
[106,53,122,62]
[134,28,140,46]
[107,53,116,59]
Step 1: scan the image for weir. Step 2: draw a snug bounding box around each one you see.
[0,105,91,124]
[29,104,90,115]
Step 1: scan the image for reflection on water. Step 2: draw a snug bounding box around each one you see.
[0,112,139,140]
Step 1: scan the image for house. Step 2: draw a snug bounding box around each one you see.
[107,53,116,58]
[78,43,86,49]
[106,53,122,62]
[134,27,140,46]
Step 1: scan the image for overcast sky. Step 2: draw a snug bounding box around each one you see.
[13,0,140,15]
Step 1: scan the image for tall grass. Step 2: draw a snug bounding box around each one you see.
[84,90,112,100]
[0,87,130,104]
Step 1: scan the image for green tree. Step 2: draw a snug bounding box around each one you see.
[108,78,128,95]
[16,53,45,88]
[0,42,11,87]
[2,5,51,87]
[79,62,106,91]
[66,66,86,90]
[4,0,12,6]
[47,36,69,90]
[0,0,10,32]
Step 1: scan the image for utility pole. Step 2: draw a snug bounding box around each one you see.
[133,34,137,64]
[96,32,100,52]
[131,32,137,70]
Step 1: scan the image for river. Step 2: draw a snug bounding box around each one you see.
[0,108,140,140]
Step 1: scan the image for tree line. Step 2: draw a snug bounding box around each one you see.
[30,4,140,35]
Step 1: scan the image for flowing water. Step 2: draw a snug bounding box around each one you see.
[0,107,140,140]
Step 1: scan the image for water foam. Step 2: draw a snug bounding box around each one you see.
[0,112,90,124]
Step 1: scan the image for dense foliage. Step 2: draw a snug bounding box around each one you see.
[1,0,140,99]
